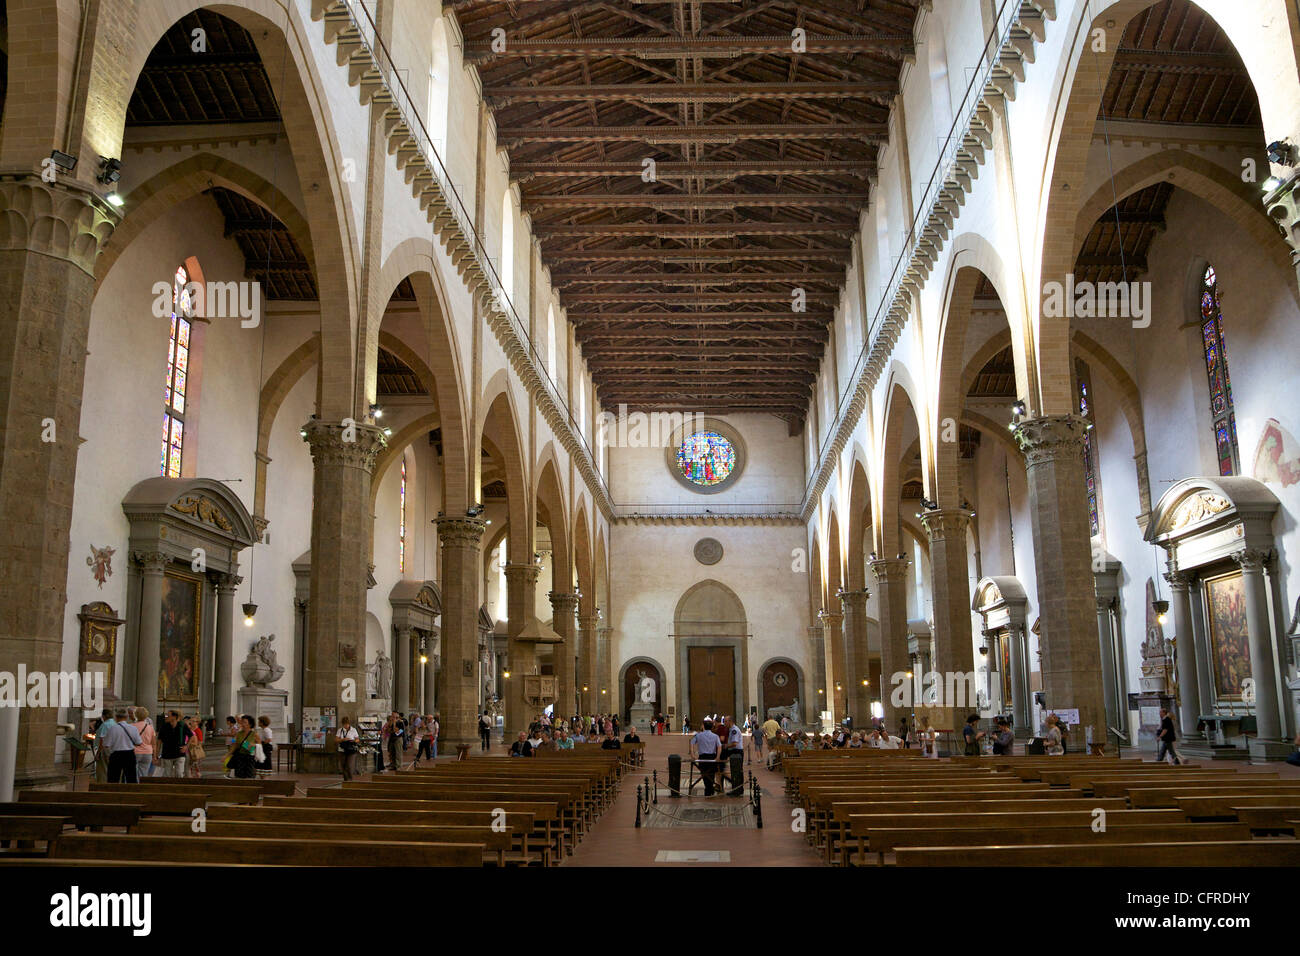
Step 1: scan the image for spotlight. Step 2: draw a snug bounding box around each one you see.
[419,654,428,664]
[1266,140,1297,166]
[502,669,511,679]
[1153,599,1169,626]
[896,552,905,561]
[978,645,989,657]
[105,192,125,208]
[868,551,877,561]
[382,426,392,437]
[1011,399,1027,418]
[919,497,938,511]
[369,403,384,420]
[242,602,258,627]
[1262,175,1283,193]
[48,149,77,172]
[466,503,485,517]
[299,427,308,438]
[861,679,869,686]
[97,156,122,185]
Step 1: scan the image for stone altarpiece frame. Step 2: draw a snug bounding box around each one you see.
[1146,477,1294,760]
[389,580,441,714]
[972,576,1033,737]
[121,477,256,719]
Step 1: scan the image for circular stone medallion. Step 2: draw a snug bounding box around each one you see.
[694,537,723,566]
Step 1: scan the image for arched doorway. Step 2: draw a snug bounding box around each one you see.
[759,658,805,727]
[619,658,666,727]
[673,580,748,724]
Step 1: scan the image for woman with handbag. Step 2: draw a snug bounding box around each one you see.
[337,716,360,780]
[227,715,259,779]
[185,716,206,777]
[256,715,274,775]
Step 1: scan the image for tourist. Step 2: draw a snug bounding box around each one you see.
[899,718,912,748]
[98,709,143,783]
[336,716,359,780]
[962,714,985,757]
[750,719,763,763]
[185,716,206,777]
[623,725,641,744]
[991,718,1015,755]
[155,710,188,778]
[571,727,586,743]
[1043,714,1064,756]
[131,706,156,779]
[224,715,238,742]
[509,731,532,757]
[721,716,743,766]
[227,714,259,778]
[682,716,690,734]
[557,731,574,750]
[600,731,621,751]
[848,732,864,749]
[1157,707,1181,765]
[691,718,721,796]
[256,715,274,774]
[832,726,849,748]
[479,711,493,750]
[386,712,406,771]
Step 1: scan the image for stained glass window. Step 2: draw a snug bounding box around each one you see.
[161,265,193,478]
[1200,265,1239,476]
[399,457,407,573]
[1076,359,1101,537]
[677,431,737,487]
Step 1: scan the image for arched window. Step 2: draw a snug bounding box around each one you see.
[1075,358,1101,537]
[161,264,195,477]
[399,456,408,573]
[1200,265,1239,476]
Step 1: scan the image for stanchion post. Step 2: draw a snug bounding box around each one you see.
[652,768,658,804]
[635,781,643,828]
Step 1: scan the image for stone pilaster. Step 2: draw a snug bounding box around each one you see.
[503,562,541,734]
[920,509,975,681]
[436,516,485,746]
[132,551,169,717]
[212,572,241,721]
[1013,415,1107,744]
[596,623,613,712]
[1165,570,1199,737]
[807,623,825,725]
[394,625,412,713]
[840,588,871,725]
[577,611,598,713]
[818,608,846,722]
[870,558,910,730]
[549,591,579,720]
[301,419,385,722]
[0,176,118,788]
[1232,548,1283,741]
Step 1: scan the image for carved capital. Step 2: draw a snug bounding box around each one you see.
[818,609,844,628]
[919,508,971,542]
[0,175,119,275]
[435,515,486,548]
[548,591,579,614]
[869,557,910,584]
[576,614,599,632]
[301,418,386,472]
[252,515,269,538]
[132,550,169,573]
[503,562,542,586]
[213,572,243,592]
[839,588,870,613]
[1233,547,1271,573]
[1012,414,1088,467]
[1165,570,1193,592]
[1095,594,1116,612]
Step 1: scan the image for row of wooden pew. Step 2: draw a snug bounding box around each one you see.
[781,749,1300,866]
[0,750,628,867]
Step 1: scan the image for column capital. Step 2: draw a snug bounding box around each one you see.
[818,609,843,627]
[1095,594,1116,612]
[503,562,542,585]
[1232,547,1272,572]
[919,507,971,542]
[1012,414,1088,466]
[548,591,579,613]
[1165,569,1194,591]
[132,550,170,573]
[596,624,613,638]
[0,174,120,275]
[213,572,243,592]
[869,557,910,583]
[839,588,870,612]
[435,515,486,547]
[301,418,387,472]
[577,614,599,631]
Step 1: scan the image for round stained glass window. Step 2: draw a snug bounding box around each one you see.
[677,431,736,487]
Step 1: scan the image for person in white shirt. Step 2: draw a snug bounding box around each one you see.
[690,719,722,796]
[336,716,360,780]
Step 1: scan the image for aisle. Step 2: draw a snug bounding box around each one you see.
[563,732,825,867]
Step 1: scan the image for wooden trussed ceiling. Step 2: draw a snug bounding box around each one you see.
[377,345,428,397]
[1075,181,1175,285]
[454,0,922,428]
[206,187,316,300]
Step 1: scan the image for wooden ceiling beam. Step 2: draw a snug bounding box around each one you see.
[551,271,843,284]
[523,192,870,209]
[465,35,914,61]
[537,222,854,237]
[545,248,852,262]
[578,330,828,341]
[500,122,887,144]
[511,160,875,179]
[1110,49,1247,77]
[568,311,831,323]
[562,291,837,304]
[487,80,896,105]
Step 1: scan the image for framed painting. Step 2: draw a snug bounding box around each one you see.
[159,570,202,701]
[1202,570,1252,701]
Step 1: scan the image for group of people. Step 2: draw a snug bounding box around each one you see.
[688,716,745,795]
[217,714,276,777]
[508,722,642,756]
[86,706,207,782]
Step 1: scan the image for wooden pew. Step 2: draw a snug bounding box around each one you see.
[20,790,207,816]
[384,770,605,817]
[1052,767,1232,788]
[0,816,68,854]
[138,775,298,797]
[52,832,483,867]
[205,803,545,865]
[90,782,261,805]
[895,840,1300,867]
[861,822,1252,860]
[0,802,141,832]
[133,819,515,866]
[1126,783,1300,809]
[1177,793,1300,819]
[1233,806,1300,833]
[1087,773,1276,797]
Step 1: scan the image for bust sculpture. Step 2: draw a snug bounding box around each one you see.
[239,634,285,687]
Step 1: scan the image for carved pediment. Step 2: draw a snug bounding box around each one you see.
[1167,492,1231,532]
[171,494,234,532]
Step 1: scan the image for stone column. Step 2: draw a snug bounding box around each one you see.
[818,609,845,723]
[920,508,975,688]
[425,649,439,716]
[1007,623,1031,738]
[291,597,308,727]
[212,573,241,721]
[578,611,598,713]
[840,588,871,725]
[807,623,825,720]
[549,592,578,722]
[301,420,385,720]
[1263,172,1300,289]
[1094,594,1120,744]
[133,552,169,716]
[436,517,485,746]
[1166,571,1200,738]
[503,562,541,735]
[1013,415,1107,744]
[596,623,613,712]
[870,558,911,730]
[0,177,117,787]
[394,626,412,714]
[1233,549,1282,740]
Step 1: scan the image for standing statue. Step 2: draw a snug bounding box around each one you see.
[376,649,393,699]
[636,667,657,704]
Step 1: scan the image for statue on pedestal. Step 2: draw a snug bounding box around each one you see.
[636,666,657,704]
[369,650,393,700]
[239,634,285,687]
